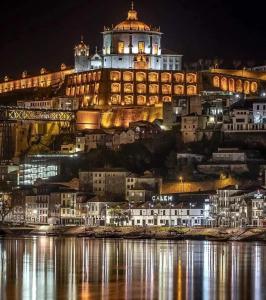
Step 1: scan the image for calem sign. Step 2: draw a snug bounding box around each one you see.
[152,195,173,202]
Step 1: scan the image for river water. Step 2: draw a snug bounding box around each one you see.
[0,237,265,300]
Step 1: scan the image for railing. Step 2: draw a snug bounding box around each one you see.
[223,123,266,132]
[0,106,75,122]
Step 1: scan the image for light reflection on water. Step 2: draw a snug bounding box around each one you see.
[0,237,265,300]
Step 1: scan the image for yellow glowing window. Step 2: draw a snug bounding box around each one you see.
[153,44,159,55]
[123,71,134,81]
[110,71,121,81]
[149,84,159,94]
[138,41,145,54]
[137,95,146,105]
[187,85,197,95]
[174,85,184,95]
[124,83,134,93]
[149,96,158,105]
[148,72,158,82]
[137,84,146,94]
[118,41,125,54]
[125,95,134,105]
[162,84,171,94]
[111,83,121,93]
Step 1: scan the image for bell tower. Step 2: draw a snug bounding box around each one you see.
[74,36,90,72]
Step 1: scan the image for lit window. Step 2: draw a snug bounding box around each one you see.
[153,44,159,55]
[118,41,125,54]
[138,41,145,54]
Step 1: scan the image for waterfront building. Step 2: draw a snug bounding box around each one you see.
[106,199,211,227]
[210,186,266,227]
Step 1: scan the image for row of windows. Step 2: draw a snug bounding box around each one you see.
[138,209,204,216]
[213,76,258,94]
[109,95,171,105]
[117,41,159,55]
[68,72,101,85]
[110,71,197,83]
[110,83,196,95]
[134,219,201,224]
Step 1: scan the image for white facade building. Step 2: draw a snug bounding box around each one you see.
[106,201,211,227]
[74,4,182,72]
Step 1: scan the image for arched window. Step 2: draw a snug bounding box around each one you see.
[111,83,121,93]
[162,96,171,102]
[149,84,159,94]
[111,94,121,105]
[236,80,243,93]
[136,72,146,82]
[162,84,171,94]
[123,71,134,81]
[186,73,197,83]
[221,77,228,91]
[148,72,159,82]
[161,72,171,82]
[124,95,134,105]
[149,96,159,105]
[174,85,184,95]
[187,85,197,95]
[137,83,146,94]
[110,71,121,81]
[251,82,258,93]
[174,73,184,83]
[229,78,235,92]
[213,76,220,88]
[244,81,250,94]
[137,95,146,105]
[124,83,134,93]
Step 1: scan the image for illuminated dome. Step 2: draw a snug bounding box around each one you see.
[114,5,151,31]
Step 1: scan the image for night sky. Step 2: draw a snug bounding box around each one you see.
[1,0,266,77]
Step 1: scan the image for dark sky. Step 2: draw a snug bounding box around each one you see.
[1,0,266,77]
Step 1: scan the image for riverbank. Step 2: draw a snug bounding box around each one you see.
[1,225,266,241]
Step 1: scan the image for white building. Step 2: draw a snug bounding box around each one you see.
[74,3,182,72]
[106,200,211,227]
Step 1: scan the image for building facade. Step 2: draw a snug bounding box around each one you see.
[74,4,182,72]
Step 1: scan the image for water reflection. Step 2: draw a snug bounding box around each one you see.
[0,238,266,300]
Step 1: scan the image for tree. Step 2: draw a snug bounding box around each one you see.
[0,198,12,224]
[108,206,128,226]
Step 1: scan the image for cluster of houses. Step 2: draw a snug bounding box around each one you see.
[61,121,161,154]
[1,165,266,228]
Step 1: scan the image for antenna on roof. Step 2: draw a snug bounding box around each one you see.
[131,1,134,10]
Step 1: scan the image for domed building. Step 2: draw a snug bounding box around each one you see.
[74,3,182,72]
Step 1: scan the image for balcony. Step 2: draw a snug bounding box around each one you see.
[223,123,266,132]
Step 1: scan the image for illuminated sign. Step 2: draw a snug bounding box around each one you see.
[152,195,173,202]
